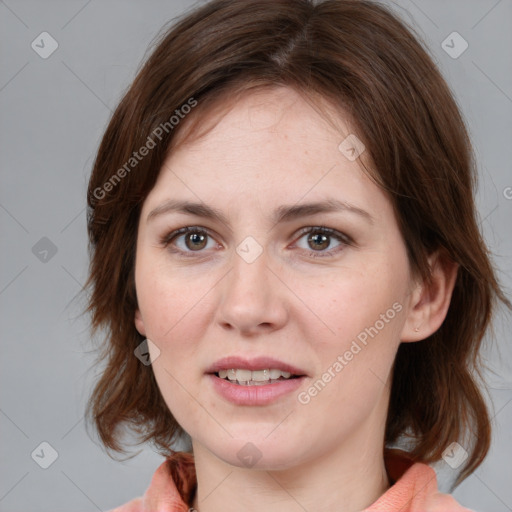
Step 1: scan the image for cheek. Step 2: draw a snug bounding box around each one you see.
[135,251,204,339]
[313,264,405,334]
[134,251,214,416]
[135,255,208,426]
[302,257,409,378]
[298,275,405,424]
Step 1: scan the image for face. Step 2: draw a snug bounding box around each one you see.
[134,86,416,470]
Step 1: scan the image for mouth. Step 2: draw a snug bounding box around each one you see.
[206,356,308,405]
[212,368,303,386]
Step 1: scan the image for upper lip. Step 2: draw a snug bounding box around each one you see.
[206,356,308,376]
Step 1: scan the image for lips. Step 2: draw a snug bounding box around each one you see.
[205,356,309,405]
[205,356,308,377]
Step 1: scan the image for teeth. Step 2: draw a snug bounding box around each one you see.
[236,369,252,382]
[269,369,284,379]
[251,370,269,382]
[217,368,294,384]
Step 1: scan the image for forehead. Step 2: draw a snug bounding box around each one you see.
[166,87,368,179]
[144,85,392,225]
[171,85,360,154]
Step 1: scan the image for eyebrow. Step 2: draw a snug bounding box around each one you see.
[146,198,374,226]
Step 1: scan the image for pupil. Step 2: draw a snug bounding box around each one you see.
[187,232,206,250]
[309,232,328,250]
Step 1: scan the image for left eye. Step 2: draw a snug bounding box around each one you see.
[162,226,352,258]
[293,226,351,258]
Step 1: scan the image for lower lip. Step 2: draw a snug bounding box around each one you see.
[207,374,306,405]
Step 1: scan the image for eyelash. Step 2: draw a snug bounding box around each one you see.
[160,226,353,259]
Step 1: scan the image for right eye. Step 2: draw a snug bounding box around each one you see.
[161,226,221,257]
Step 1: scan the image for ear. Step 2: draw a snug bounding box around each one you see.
[134,308,147,337]
[400,250,458,342]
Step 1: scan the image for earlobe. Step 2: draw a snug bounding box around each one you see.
[400,251,458,342]
[134,309,146,336]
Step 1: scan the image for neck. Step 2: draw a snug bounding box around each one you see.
[191,424,390,512]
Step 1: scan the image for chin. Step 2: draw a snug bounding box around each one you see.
[206,437,307,471]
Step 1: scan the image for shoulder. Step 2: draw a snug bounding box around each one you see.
[425,490,476,511]
[105,453,196,512]
[365,449,475,512]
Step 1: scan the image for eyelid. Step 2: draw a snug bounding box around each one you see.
[294,225,353,245]
[161,225,353,258]
[292,226,353,258]
[160,226,219,256]
[161,226,210,246]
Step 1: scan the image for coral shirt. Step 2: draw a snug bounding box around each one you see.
[108,449,474,512]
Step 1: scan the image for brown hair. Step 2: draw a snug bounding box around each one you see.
[84,0,510,487]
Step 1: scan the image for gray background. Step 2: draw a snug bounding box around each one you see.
[0,0,511,510]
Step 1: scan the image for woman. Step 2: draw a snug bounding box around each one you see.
[84,0,510,510]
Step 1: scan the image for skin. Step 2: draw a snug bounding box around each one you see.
[134,86,457,512]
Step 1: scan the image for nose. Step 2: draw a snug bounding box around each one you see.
[215,245,289,336]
